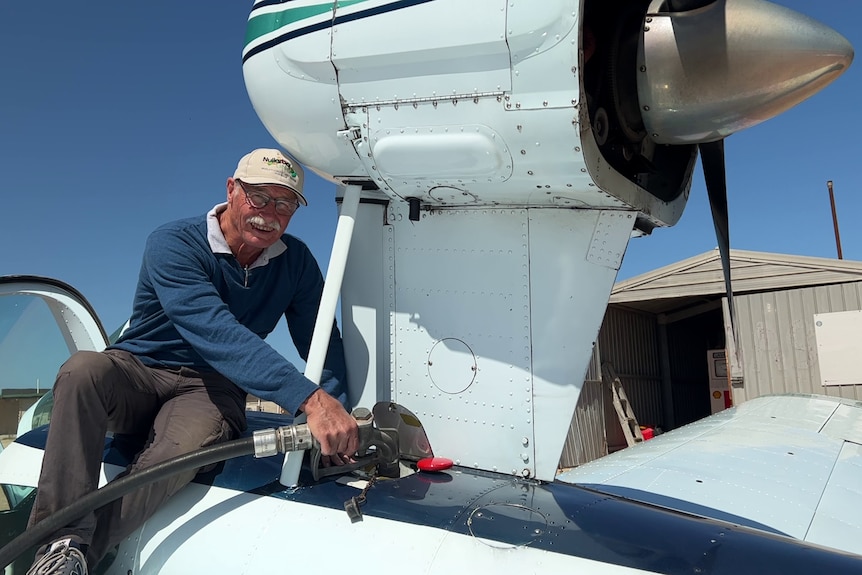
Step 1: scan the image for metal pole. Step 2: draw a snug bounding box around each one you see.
[827,180,843,259]
[280,183,362,487]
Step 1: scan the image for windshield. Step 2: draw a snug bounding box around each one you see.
[0,277,108,437]
[0,278,109,537]
[0,294,74,393]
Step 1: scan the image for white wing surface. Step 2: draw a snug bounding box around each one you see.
[559,394,862,556]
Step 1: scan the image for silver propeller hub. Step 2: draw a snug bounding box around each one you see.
[638,0,854,144]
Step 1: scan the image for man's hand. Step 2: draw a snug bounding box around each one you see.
[300,389,359,466]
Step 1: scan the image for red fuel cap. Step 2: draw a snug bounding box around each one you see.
[417,457,454,472]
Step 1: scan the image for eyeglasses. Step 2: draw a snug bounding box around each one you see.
[237,181,300,216]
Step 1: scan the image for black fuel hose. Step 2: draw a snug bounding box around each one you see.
[0,435,255,570]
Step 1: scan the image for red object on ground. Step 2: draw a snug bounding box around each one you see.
[641,427,654,440]
[417,457,454,472]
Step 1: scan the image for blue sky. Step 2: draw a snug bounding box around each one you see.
[1,1,860,381]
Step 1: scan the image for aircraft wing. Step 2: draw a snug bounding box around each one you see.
[558,394,862,556]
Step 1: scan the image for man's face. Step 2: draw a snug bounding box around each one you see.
[223,178,300,251]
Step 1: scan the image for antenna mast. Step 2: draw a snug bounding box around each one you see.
[827,180,843,259]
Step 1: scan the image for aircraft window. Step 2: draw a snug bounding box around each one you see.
[0,294,74,432]
[0,482,37,575]
[108,319,130,344]
[0,484,35,512]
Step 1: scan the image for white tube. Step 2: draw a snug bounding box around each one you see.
[280,184,362,487]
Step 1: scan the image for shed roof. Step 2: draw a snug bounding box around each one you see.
[611,249,862,309]
[0,388,45,399]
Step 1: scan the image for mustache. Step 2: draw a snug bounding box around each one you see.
[246,215,280,231]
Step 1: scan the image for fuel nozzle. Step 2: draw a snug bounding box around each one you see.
[353,406,375,446]
[251,422,314,458]
[250,407,400,480]
[309,407,400,481]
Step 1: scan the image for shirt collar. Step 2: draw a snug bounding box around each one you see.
[206,203,287,269]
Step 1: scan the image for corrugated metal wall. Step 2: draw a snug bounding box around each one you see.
[599,306,663,436]
[560,344,604,468]
[564,305,663,461]
[563,301,727,466]
[734,281,862,403]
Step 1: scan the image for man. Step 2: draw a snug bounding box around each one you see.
[26,149,358,575]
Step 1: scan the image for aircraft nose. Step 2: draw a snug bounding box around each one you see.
[637,0,854,145]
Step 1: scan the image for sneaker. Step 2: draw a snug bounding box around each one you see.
[26,538,88,575]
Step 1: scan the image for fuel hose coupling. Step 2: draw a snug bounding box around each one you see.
[252,423,314,457]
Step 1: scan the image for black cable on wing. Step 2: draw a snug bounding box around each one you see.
[0,437,257,571]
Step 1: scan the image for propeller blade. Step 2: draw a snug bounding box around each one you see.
[700,139,737,348]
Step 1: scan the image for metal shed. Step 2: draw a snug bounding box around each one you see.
[560,249,862,469]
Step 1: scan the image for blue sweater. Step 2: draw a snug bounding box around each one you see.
[110,209,347,416]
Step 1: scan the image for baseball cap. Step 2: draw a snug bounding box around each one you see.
[233,148,307,206]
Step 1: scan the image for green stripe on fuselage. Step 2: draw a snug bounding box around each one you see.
[245,0,370,48]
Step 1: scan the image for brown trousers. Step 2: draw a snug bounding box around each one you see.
[27,349,247,563]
